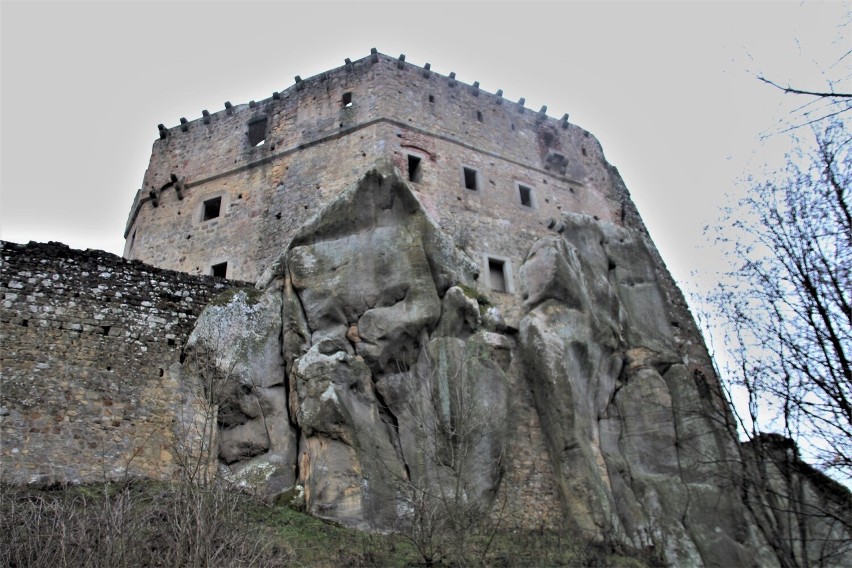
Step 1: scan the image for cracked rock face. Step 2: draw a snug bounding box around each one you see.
[518,217,765,566]
[183,287,298,494]
[184,163,850,567]
[186,162,507,531]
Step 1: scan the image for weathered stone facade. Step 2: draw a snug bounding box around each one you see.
[124,51,627,325]
[0,241,243,484]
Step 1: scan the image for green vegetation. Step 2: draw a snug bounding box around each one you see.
[251,504,419,567]
[457,284,491,308]
[207,286,262,307]
[456,283,496,318]
[1,481,660,567]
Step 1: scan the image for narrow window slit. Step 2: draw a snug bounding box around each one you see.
[488,258,507,292]
[519,185,533,207]
[463,167,479,191]
[248,117,267,147]
[408,155,422,182]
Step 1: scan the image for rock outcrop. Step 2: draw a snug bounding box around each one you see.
[516,219,771,566]
[184,161,851,566]
[187,162,507,531]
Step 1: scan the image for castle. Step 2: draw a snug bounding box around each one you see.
[3,50,850,567]
[123,49,640,324]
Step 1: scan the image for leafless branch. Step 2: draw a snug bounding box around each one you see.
[758,76,852,99]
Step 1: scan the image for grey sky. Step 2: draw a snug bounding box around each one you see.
[1,0,849,295]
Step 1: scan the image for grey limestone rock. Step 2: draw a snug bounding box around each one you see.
[180,165,850,566]
[277,161,498,529]
[183,287,298,494]
[518,213,766,567]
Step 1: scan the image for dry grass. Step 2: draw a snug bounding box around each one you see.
[0,480,288,568]
[1,480,661,567]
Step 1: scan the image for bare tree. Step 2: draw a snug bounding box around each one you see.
[708,117,852,565]
[754,37,851,133]
[757,77,852,101]
[757,75,852,131]
[712,119,850,480]
[173,331,238,486]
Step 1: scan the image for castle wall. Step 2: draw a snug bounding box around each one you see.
[123,53,627,322]
[0,241,242,484]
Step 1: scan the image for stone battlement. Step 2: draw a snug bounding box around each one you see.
[154,49,570,140]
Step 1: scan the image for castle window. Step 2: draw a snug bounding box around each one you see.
[342,92,353,107]
[202,197,222,221]
[428,94,435,103]
[487,258,507,293]
[211,262,228,278]
[476,110,483,122]
[248,117,267,147]
[517,183,534,208]
[407,155,422,183]
[462,166,479,191]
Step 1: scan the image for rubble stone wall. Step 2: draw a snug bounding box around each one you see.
[0,241,242,484]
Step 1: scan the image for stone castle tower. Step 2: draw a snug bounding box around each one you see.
[123,49,643,325]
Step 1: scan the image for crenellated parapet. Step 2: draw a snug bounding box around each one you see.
[153,49,571,139]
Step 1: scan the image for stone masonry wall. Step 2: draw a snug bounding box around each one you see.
[0,241,244,484]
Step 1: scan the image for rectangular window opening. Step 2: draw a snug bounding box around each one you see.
[476,110,483,122]
[202,196,222,221]
[519,185,533,207]
[463,167,479,191]
[342,92,353,107]
[428,94,435,103]
[211,262,228,279]
[488,258,507,293]
[407,155,422,183]
[248,117,267,147]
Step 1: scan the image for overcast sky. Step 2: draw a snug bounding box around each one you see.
[1,1,849,295]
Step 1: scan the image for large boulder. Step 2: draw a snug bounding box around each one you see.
[273,161,506,529]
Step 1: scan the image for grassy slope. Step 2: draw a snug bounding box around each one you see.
[1,481,657,567]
